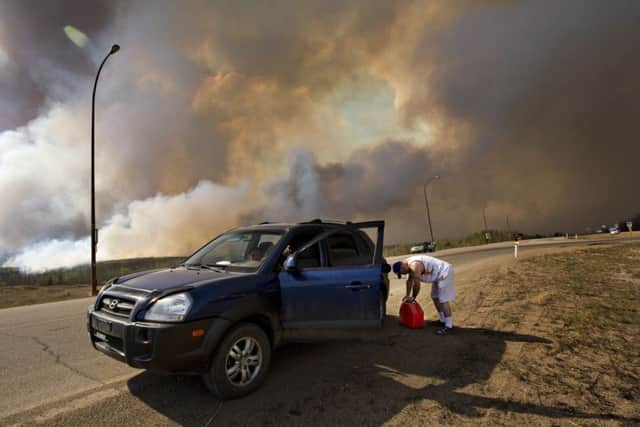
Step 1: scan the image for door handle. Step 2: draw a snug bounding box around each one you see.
[345,281,371,290]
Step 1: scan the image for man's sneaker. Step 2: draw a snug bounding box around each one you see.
[435,327,453,335]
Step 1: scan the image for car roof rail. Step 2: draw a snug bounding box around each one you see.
[303,218,322,224]
[258,221,271,224]
[299,218,353,225]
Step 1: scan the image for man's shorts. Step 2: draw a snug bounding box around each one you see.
[430,269,455,302]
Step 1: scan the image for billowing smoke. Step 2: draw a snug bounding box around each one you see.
[1,0,639,271]
[3,180,250,271]
[400,0,640,238]
[0,0,117,128]
[247,142,433,223]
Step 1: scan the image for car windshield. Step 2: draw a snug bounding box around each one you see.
[184,230,284,273]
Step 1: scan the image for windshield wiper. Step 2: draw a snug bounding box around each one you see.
[182,263,225,273]
[201,264,226,273]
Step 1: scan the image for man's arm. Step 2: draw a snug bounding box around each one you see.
[404,261,424,300]
[404,276,421,301]
[405,278,414,301]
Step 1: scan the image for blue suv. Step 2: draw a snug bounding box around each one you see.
[87,219,390,399]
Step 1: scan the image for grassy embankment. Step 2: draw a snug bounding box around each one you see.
[464,243,640,421]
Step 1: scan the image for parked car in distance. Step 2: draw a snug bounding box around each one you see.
[609,226,620,235]
[410,241,437,253]
[87,219,389,399]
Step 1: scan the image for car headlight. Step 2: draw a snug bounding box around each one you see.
[144,292,193,322]
[91,278,116,310]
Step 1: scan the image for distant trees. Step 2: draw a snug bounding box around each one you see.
[0,257,185,287]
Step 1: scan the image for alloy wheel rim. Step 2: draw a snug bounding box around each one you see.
[225,336,262,387]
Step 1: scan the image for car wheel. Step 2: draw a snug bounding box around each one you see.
[202,322,272,399]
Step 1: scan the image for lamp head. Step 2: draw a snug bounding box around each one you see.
[110,44,120,55]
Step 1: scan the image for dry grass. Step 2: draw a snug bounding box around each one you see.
[470,243,640,424]
[0,284,96,309]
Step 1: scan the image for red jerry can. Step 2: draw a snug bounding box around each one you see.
[399,301,425,329]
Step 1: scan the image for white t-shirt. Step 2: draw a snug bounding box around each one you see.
[406,255,452,283]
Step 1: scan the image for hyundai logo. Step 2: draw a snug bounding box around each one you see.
[109,299,119,310]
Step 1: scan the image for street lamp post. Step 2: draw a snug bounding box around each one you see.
[423,175,440,242]
[90,44,120,296]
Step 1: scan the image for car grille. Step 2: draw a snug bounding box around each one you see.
[96,334,124,353]
[99,296,136,318]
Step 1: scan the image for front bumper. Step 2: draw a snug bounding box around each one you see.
[87,307,232,374]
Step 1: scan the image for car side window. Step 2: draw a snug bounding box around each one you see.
[296,243,321,269]
[327,232,370,267]
[353,231,374,262]
[278,228,324,270]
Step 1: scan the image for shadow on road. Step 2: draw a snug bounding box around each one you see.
[126,318,636,426]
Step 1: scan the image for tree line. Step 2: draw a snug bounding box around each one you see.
[0,257,185,287]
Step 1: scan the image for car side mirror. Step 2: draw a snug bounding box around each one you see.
[382,262,391,274]
[284,255,298,273]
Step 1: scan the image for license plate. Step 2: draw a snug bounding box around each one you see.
[94,317,112,334]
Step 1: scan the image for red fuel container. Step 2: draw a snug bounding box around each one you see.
[399,301,425,329]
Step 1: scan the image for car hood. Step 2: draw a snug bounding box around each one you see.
[114,267,233,292]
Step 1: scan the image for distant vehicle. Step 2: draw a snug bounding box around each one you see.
[88,219,389,399]
[410,241,437,253]
[609,226,620,235]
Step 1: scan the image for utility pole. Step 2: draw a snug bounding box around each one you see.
[483,206,489,244]
[91,44,120,296]
[423,175,440,242]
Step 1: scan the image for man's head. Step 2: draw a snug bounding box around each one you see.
[392,261,410,278]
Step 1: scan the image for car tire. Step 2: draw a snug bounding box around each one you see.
[202,322,272,400]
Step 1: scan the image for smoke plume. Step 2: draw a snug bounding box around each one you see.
[1,0,639,271]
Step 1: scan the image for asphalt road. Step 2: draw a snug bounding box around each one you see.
[1,235,637,425]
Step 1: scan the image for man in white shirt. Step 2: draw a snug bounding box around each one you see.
[393,255,455,335]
